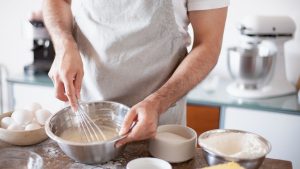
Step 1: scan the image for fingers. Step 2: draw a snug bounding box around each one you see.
[116,121,142,148]
[49,68,79,111]
[74,71,83,99]
[48,45,83,110]
[116,107,158,148]
[54,80,68,102]
[61,73,77,111]
[115,130,135,148]
[116,120,156,148]
[49,67,83,112]
[49,70,68,102]
[119,109,137,136]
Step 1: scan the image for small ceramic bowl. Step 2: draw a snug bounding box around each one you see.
[127,157,172,169]
[149,124,197,163]
[0,112,48,146]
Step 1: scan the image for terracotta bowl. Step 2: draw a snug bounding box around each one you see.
[0,112,48,146]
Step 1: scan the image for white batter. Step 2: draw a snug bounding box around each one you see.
[60,126,119,143]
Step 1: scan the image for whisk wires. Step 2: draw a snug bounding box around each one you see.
[75,100,107,142]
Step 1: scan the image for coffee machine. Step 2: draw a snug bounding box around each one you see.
[227,16,296,98]
[24,20,55,75]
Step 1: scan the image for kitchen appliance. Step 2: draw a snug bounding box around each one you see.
[24,20,55,75]
[227,16,296,98]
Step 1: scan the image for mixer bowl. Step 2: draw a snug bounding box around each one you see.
[45,101,129,164]
[227,46,275,89]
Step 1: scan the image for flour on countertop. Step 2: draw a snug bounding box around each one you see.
[69,160,122,169]
[42,145,60,158]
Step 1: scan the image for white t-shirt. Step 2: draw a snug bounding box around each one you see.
[173,0,230,46]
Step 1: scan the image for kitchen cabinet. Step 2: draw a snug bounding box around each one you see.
[187,77,300,169]
[223,107,300,169]
[186,104,220,135]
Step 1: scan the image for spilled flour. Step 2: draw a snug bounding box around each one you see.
[200,132,269,159]
[70,160,122,169]
[43,146,60,158]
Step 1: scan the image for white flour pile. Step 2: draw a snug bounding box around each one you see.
[156,132,188,144]
[200,132,268,159]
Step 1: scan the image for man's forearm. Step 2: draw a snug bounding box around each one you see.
[148,44,219,114]
[43,0,75,53]
[148,7,228,114]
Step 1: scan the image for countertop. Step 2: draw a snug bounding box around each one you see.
[187,77,300,114]
[0,139,293,169]
[6,74,300,114]
[7,74,53,87]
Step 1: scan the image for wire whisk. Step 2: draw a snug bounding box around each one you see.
[74,99,107,142]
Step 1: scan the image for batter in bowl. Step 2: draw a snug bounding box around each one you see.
[60,126,119,143]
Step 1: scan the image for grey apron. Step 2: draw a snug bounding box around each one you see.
[71,0,187,125]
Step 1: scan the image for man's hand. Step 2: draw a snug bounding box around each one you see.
[43,0,82,110]
[48,41,83,111]
[116,97,160,148]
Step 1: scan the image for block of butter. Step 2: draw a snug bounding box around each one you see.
[202,162,245,169]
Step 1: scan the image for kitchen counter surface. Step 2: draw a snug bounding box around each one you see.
[187,77,300,114]
[6,74,300,114]
[0,139,293,169]
[7,74,53,87]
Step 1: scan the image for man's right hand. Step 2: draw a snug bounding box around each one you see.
[48,41,84,111]
[43,0,81,111]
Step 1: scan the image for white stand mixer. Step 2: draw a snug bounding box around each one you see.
[227,16,296,98]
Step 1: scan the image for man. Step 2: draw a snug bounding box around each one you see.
[43,0,228,147]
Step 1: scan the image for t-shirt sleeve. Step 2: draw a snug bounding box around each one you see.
[187,0,230,11]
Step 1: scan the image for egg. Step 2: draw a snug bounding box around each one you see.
[25,122,41,131]
[35,109,51,125]
[1,117,15,129]
[25,102,42,112]
[7,123,24,130]
[11,109,34,125]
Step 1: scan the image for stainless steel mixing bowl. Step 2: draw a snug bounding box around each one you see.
[45,101,129,164]
[227,42,275,89]
[198,129,272,169]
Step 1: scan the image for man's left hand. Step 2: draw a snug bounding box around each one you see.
[115,98,160,148]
